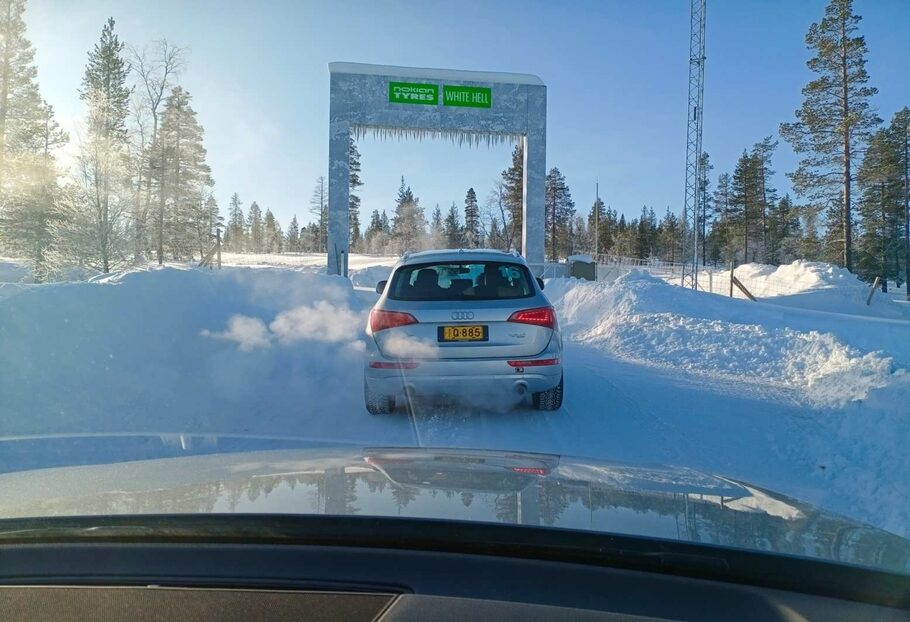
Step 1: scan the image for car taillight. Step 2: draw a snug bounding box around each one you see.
[510,467,547,476]
[507,358,559,367]
[369,361,419,369]
[370,309,418,332]
[507,306,556,330]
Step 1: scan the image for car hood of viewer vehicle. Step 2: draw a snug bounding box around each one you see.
[0,434,908,574]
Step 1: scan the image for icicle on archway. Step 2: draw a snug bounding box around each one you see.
[351,125,523,149]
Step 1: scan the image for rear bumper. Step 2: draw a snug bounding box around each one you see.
[364,337,562,397]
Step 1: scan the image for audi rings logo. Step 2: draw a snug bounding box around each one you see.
[451,311,475,321]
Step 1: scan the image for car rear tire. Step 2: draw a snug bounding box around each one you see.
[364,380,395,415]
[532,374,563,411]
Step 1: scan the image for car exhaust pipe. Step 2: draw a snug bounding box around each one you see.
[514,381,528,396]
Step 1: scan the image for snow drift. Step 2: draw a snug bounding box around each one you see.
[0,267,377,442]
[731,260,910,320]
[547,271,905,407]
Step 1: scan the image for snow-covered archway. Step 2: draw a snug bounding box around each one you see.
[327,62,547,276]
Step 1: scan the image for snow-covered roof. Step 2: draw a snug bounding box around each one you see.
[329,62,544,86]
[568,254,594,263]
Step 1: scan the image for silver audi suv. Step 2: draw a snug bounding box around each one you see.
[364,249,563,414]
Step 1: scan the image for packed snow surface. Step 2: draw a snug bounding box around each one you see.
[1,256,908,538]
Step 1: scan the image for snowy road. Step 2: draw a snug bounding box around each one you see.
[404,343,830,507]
[1,259,908,537]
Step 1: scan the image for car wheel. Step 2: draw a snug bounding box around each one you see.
[532,374,563,411]
[364,380,395,415]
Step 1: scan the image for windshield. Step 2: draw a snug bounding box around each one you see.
[1,0,909,580]
[388,261,534,301]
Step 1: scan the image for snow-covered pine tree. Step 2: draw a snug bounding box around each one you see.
[0,0,51,185]
[697,152,713,265]
[72,17,131,273]
[263,208,282,253]
[856,128,903,289]
[188,194,219,259]
[443,202,463,248]
[587,197,607,255]
[751,137,779,263]
[766,195,802,265]
[309,176,327,252]
[544,167,574,260]
[246,201,263,253]
[613,213,634,256]
[890,108,910,296]
[301,222,320,252]
[730,150,767,263]
[501,145,523,252]
[364,209,382,252]
[571,214,588,254]
[657,207,681,263]
[634,207,658,260]
[391,177,426,253]
[780,0,880,270]
[707,172,733,264]
[348,136,362,251]
[429,204,445,249]
[285,215,300,252]
[0,1,69,281]
[463,187,480,247]
[152,86,212,260]
[224,192,245,252]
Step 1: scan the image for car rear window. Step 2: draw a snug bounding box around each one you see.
[388,261,534,301]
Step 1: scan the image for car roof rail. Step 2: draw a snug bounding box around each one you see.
[402,250,411,261]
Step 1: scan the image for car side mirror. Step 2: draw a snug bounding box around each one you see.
[536,277,545,290]
[376,280,387,295]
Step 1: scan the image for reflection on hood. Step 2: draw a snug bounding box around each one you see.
[0,437,908,574]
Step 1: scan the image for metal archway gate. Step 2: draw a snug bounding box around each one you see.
[327,62,547,276]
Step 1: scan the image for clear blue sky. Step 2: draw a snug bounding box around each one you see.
[25,0,910,229]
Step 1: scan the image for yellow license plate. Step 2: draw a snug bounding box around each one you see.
[440,325,487,342]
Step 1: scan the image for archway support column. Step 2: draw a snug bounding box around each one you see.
[327,119,350,277]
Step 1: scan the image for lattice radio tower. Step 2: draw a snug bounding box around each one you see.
[681,0,706,289]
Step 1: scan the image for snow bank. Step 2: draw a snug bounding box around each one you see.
[732,260,909,319]
[548,271,905,407]
[0,267,371,437]
[736,260,864,295]
[350,264,394,289]
[218,252,399,272]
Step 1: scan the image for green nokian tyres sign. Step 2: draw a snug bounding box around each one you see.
[443,85,492,108]
[389,81,438,105]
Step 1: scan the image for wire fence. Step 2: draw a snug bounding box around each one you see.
[584,254,803,301]
[181,251,806,301]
